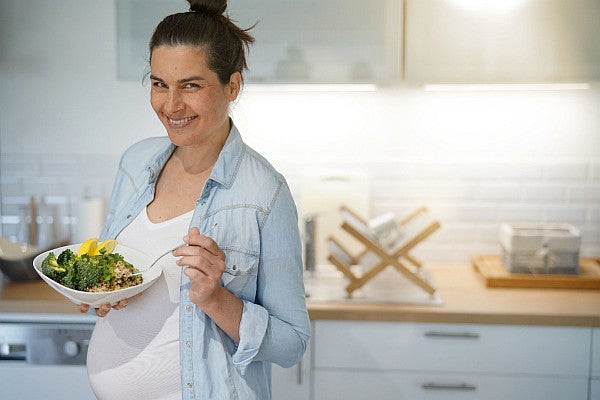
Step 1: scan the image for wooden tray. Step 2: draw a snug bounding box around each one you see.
[472,255,600,290]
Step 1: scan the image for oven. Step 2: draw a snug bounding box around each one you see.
[0,313,97,399]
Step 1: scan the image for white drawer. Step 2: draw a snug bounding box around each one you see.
[314,370,588,400]
[592,328,600,377]
[314,321,590,376]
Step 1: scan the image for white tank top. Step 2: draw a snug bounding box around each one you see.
[87,208,193,400]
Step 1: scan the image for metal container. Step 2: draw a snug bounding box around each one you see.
[0,237,42,281]
[499,223,581,274]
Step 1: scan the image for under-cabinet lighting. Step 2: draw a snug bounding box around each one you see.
[423,83,590,92]
[245,84,378,92]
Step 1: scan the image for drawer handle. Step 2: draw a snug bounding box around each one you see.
[421,382,477,391]
[424,331,480,339]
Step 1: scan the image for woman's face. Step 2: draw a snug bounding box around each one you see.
[150,45,240,148]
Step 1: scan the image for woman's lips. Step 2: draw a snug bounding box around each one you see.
[166,115,197,129]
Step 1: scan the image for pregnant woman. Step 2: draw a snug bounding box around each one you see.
[79,1,310,399]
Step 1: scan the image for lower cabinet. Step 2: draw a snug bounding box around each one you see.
[313,321,592,400]
[314,370,587,400]
[591,379,600,400]
[271,323,312,400]
[270,320,594,400]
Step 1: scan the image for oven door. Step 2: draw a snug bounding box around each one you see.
[0,320,96,399]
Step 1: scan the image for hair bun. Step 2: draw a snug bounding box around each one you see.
[188,0,226,15]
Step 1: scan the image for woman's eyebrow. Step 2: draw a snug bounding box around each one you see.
[149,75,206,83]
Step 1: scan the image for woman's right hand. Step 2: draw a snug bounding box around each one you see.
[78,293,143,317]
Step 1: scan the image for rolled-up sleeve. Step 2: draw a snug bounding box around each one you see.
[231,181,311,372]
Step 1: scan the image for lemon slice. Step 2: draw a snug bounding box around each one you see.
[77,238,98,257]
[92,239,117,255]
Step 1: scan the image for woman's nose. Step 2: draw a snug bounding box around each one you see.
[165,90,183,113]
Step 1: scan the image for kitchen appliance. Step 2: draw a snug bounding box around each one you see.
[499,223,581,274]
[0,313,97,399]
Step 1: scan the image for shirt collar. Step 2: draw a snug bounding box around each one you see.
[146,120,244,189]
[209,122,245,189]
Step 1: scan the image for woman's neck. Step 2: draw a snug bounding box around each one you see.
[173,121,230,175]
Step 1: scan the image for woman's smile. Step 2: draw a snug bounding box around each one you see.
[166,115,197,129]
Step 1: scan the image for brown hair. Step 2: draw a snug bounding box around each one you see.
[149,0,255,85]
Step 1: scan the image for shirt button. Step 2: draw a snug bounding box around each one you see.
[186,305,192,312]
[187,382,193,389]
[185,340,192,348]
[201,200,206,205]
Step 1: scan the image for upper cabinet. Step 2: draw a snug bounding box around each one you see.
[116,0,403,84]
[116,0,600,85]
[404,0,600,83]
[227,0,403,84]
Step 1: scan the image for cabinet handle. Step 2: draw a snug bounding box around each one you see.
[421,382,477,391]
[424,331,480,339]
[296,359,302,385]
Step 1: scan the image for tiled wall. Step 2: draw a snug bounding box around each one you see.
[2,155,599,263]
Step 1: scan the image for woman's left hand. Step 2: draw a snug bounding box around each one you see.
[173,226,226,307]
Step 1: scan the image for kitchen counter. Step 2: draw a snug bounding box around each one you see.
[2,264,600,327]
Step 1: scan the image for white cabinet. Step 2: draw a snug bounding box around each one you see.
[315,370,587,400]
[312,321,591,400]
[405,0,600,83]
[271,323,312,400]
[117,0,403,84]
[227,0,403,84]
[592,328,600,400]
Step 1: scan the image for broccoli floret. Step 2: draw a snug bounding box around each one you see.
[61,263,78,289]
[57,249,76,268]
[41,252,66,283]
[75,258,100,291]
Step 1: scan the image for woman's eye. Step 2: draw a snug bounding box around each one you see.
[152,81,167,89]
[183,83,200,89]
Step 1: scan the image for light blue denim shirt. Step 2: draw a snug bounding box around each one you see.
[99,123,310,399]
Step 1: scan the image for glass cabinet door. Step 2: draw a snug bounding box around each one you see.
[116,0,403,84]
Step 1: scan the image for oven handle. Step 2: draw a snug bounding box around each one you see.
[0,343,27,361]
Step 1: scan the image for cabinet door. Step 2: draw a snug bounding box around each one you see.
[593,328,600,377]
[227,0,403,84]
[271,325,312,400]
[591,379,600,400]
[314,370,588,400]
[405,0,600,83]
[314,321,591,376]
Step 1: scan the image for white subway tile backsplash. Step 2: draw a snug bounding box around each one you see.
[0,155,40,176]
[478,183,522,201]
[590,208,600,223]
[428,204,498,222]
[497,205,544,222]
[568,184,600,201]
[522,184,565,202]
[2,158,599,262]
[543,164,588,180]
[580,227,600,244]
[591,163,600,180]
[373,181,478,201]
[544,206,587,224]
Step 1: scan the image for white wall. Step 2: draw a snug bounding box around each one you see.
[1,0,599,262]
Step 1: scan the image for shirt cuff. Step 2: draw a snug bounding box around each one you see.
[231,300,269,374]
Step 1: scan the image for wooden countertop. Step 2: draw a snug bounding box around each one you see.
[2,264,600,326]
[307,264,600,327]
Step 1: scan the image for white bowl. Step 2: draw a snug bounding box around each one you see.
[33,243,161,307]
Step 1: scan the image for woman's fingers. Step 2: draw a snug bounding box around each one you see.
[183,227,224,258]
[80,293,143,317]
[96,304,111,317]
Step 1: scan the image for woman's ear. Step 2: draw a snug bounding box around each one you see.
[227,72,242,100]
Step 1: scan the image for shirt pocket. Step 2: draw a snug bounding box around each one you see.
[222,248,259,298]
